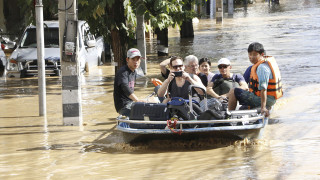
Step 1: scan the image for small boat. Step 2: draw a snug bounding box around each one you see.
[116,85,268,140]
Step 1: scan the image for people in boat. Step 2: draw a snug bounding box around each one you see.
[228,42,283,117]
[157,56,205,104]
[113,48,147,116]
[199,57,215,86]
[184,55,208,86]
[206,58,248,100]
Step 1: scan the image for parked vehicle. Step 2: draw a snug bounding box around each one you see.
[6,21,104,78]
[1,36,16,51]
[0,29,7,77]
[0,45,6,77]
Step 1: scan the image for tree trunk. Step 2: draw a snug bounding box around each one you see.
[107,0,128,73]
[3,0,23,35]
[180,1,194,38]
[180,20,194,38]
[155,28,168,56]
[110,29,126,72]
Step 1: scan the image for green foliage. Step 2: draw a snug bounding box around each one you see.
[78,0,110,40]
[131,0,196,31]
[17,0,58,26]
[124,0,137,40]
[15,0,197,44]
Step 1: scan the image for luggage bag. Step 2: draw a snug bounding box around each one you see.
[129,102,169,121]
[129,102,169,129]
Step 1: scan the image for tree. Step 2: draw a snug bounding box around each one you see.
[3,0,57,35]
[79,0,137,72]
[105,0,128,69]
[179,0,195,38]
[79,0,192,65]
[16,0,57,23]
[132,0,183,56]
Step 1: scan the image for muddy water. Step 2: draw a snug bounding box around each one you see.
[1,0,320,179]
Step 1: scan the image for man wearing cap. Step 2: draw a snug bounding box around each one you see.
[206,58,248,100]
[113,48,146,116]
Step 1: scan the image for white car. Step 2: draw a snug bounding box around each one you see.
[6,20,104,78]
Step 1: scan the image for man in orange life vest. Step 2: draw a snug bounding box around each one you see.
[228,42,283,117]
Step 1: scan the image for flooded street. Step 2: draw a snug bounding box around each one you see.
[1,0,320,179]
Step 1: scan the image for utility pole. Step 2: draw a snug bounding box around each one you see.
[216,0,223,24]
[228,0,234,17]
[210,0,216,19]
[35,0,46,116]
[58,0,82,126]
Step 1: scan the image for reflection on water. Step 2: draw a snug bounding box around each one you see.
[1,0,320,179]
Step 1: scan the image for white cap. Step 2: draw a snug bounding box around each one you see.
[127,48,141,58]
[218,58,231,65]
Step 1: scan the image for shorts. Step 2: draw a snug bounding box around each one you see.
[234,88,276,108]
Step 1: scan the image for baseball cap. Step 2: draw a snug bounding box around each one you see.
[127,48,141,58]
[218,58,231,65]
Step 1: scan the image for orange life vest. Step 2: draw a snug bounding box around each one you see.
[249,56,283,99]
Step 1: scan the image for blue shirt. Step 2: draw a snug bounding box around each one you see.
[257,62,273,90]
[243,65,252,84]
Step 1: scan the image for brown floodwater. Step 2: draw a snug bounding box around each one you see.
[1,0,320,179]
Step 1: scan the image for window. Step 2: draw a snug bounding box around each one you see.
[20,27,59,48]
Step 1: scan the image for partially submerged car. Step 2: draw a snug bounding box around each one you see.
[6,21,104,78]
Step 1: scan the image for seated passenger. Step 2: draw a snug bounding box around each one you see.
[206,58,248,100]
[184,55,208,86]
[228,42,283,117]
[199,57,215,86]
[157,56,205,104]
[113,48,147,116]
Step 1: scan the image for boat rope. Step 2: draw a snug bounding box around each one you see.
[166,117,182,135]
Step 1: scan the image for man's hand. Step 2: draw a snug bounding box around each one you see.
[182,71,192,81]
[261,107,270,117]
[167,71,175,81]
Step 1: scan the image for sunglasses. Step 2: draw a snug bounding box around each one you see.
[218,65,229,69]
[172,64,183,69]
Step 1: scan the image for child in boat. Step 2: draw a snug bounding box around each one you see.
[199,57,215,87]
[228,42,283,117]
